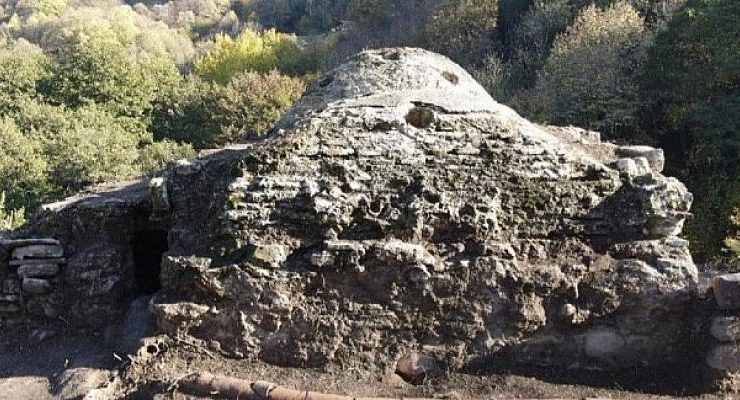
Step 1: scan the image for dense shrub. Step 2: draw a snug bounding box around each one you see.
[211,70,305,143]
[642,0,740,259]
[41,30,181,118]
[137,139,196,173]
[495,0,575,98]
[516,1,649,138]
[195,28,315,83]
[425,0,499,67]
[0,117,49,211]
[152,71,305,147]
[0,40,49,108]
[0,192,26,232]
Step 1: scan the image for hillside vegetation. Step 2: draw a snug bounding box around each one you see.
[0,0,737,264]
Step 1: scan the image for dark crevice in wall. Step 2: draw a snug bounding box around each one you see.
[131,229,168,295]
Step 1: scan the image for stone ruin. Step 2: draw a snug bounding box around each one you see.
[1,47,739,392]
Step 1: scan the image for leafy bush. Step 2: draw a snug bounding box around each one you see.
[137,139,196,173]
[0,192,25,232]
[0,40,50,114]
[425,0,499,66]
[642,0,740,260]
[152,71,304,147]
[195,28,315,83]
[496,0,574,98]
[41,29,181,118]
[211,70,305,144]
[516,1,649,138]
[0,117,49,211]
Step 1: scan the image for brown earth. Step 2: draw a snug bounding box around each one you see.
[0,332,732,400]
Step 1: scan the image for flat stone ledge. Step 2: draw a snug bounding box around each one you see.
[9,257,66,267]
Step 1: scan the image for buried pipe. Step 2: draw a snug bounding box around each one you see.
[178,372,610,400]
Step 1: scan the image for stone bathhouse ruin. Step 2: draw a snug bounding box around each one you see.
[1,48,739,391]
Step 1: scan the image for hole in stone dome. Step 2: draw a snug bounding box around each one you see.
[382,50,401,60]
[131,229,168,294]
[442,71,459,85]
[406,106,435,129]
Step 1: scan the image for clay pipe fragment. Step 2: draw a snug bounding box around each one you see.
[179,372,611,400]
[179,372,435,400]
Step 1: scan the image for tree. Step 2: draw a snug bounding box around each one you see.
[0,192,26,232]
[0,40,50,114]
[0,117,49,211]
[642,0,740,259]
[211,69,305,144]
[41,29,181,119]
[517,1,649,138]
[425,0,499,66]
[195,28,315,83]
[496,0,575,98]
[152,71,305,148]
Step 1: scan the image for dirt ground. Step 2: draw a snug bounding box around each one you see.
[1,331,736,400]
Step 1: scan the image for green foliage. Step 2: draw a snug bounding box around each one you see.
[425,0,499,66]
[137,139,196,174]
[150,76,220,148]
[152,71,305,148]
[42,30,181,118]
[195,28,315,83]
[26,104,142,192]
[211,70,305,144]
[642,0,740,260]
[517,1,649,137]
[234,0,347,34]
[0,40,50,112]
[726,208,740,257]
[16,0,70,17]
[0,117,49,211]
[0,192,25,232]
[496,0,575,97]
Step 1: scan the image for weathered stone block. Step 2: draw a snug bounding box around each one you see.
[712,274,740,310]
[22,278,52,295]
[0,293,19,302]
[149,177,170,212]
[12,244,63,260]
[617,145,665,172]
[0,238,59,250]
[0,303,20,314]
[710,316,740,342]
[250,244,288,268]
[707,343,740,372]
[17,264,60,279]
[3,278,20,294]
[9,258,65,267]
[160,256,212,292]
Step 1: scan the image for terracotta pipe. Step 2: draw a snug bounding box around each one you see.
[179,372,435,400]
[178,372,610,400]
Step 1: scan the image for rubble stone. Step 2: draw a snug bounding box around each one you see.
[22,278,51,295]
[11,244,63,260]
[710,316,740,342]
[707,343,740,372]
[17,263,60,278]
[712,274,740,310]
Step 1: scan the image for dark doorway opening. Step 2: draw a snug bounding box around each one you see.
[131,230,168,294]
